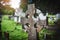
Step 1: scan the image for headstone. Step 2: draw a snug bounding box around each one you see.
[21,4,37,40]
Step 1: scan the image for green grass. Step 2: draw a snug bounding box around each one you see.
[1,15,28,40]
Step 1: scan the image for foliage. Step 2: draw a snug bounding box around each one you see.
[0,5,15,15]
[39,28,55,40]
[9,30,28,40]
[1,15,28,40]
[1,16,16,32]
[20,3,27,12]
[2,15,9,20]
[48,15,56,25]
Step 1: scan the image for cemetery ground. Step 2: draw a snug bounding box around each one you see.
[1,15,56,40]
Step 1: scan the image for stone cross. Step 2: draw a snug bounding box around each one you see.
[21,4,37,40]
